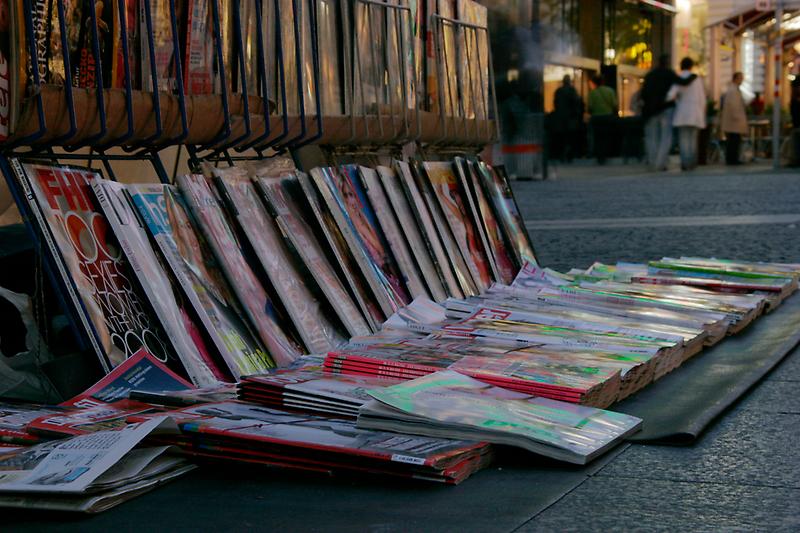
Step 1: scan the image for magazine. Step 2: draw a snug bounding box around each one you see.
[474,162,537,268]
[27,349,191,437]
[0,405,61,445]
[11,161,173,373]
[128,184,269,379]
[359,370,642,464]
[423,161,491,292]
[141,0,177,91]
[256,173,371,338]
[460,159,517,284]
[377,165,447,302]
[177,173,300,367]
[412,161,477,296]
[395,160,462,298]
[296,171,384,330]
[309,166,403,317]
[92,179,226,386]
[0,0,10,140]
[341,165,411,308]
[239,367,401,418]
[359,166,429,300]
[154,400,490,483]
[212,165,345,354]
[183,0,214,94]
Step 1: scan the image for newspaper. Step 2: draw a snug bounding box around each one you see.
[0,416,175,493]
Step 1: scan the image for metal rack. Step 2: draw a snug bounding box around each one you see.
[2,0,498,168]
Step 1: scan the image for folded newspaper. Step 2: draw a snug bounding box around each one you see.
[0,417,194,513]
[358,371,642,465]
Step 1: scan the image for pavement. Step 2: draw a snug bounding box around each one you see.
[509,160,800,531]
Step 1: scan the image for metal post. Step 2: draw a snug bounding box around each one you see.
[773,0,783,169]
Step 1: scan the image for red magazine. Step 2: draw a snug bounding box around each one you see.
[27,349,194,437]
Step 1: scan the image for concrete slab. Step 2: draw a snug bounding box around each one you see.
[519,477,800,532]
[598,411,800,489]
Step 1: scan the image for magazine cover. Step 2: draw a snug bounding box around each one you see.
[434,0,458,116]
[110,0,139,89]
[377,165,446,302]
[177,174,300,367]
[422,161,489,292]
[475,162,537,268]
[128,183,270,379]
[211,166,344,354]
[12,161,174,373]
[457,158,516,284]
[182,0,213,94]
[257,174,371,338]
[361,370,641,464]
[310,166,404,318]
[452,157,501,283]
[141,0,177,91]
[455,0,488,120]
[395,161,461,298]
[91,179,226,386]
[317,0,343,114]
[72,0,119,88]
[359,166,428,300]
[413,161,477,296]
[296,171,384,331]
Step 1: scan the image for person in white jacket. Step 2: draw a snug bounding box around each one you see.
[668,57,706,171]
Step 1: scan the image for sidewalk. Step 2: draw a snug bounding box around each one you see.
[538,158,780,181]
[509,164,800,530]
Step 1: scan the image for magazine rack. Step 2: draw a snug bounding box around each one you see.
[2,0,497,164]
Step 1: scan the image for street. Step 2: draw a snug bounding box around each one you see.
[511,162,800,531]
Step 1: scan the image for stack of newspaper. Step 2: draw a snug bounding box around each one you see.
[0,417,193,513]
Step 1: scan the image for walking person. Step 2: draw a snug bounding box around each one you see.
[587,75,617,164]
[668,57,706,171]
[641,55,697,171]
[552,75,583,162]
[790,78,800,167]
[720,72,748,165]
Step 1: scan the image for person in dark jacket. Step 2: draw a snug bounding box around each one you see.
[641,54,697,170]
[551,75,583,162]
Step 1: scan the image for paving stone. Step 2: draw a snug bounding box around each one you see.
[519,477,800,532]
[597,411,800,489]
[733,380,800,413]
[766,347,800,382]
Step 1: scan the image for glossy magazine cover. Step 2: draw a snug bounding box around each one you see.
[460,159,517,284]
[395,161,461,298]
[257,174,371,338]
[362,370,642,464]
[91,179,225,386]
[128,183,270,378]
[297,170,384,330]
[14,162,173,372]
[310,167,404,317]
[377,165,446,301]
[212,166,344,354]
[423,161,491,292]
[359,166,428,300]
[177,174,299,367]
[475,162,537,268]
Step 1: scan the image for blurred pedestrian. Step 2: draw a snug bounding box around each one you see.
[721,72,748,165]
[552,75,583,162]
[587,75,617,164]
[749,92,765,116]
[641,54,697,171]
[668,57,706,171]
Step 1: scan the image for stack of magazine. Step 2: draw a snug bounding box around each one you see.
[6,149,800,511]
